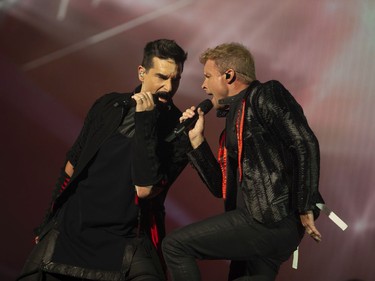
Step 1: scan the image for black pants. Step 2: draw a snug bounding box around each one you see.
[18,236,164,281]
[162,209,304,281]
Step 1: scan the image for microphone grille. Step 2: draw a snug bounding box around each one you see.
[198,99,213,114]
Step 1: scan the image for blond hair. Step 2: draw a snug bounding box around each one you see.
[199,42,256,83]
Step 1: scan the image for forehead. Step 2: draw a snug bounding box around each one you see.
[204,59,220,74]
[150,57,181,75]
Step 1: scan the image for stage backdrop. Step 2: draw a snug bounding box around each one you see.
[1,1,374,280]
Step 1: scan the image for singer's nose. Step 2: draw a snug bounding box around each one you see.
[201,80,207,90]
[163,79,172,93]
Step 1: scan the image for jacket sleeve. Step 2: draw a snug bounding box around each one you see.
[132,110,162,185]
[257,81,322,213]
[132,106,191,189]
[155,131,189,191]
[154,105,191,191]
[187,140,223,198]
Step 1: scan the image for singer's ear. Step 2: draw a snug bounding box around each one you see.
[224,69,235,83]
[138,66,146,81]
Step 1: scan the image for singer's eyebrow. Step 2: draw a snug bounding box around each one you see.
[157,73,181,80]
[156,73,169,80]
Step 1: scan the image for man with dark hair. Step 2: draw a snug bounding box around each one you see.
[162,42,324,281]
[18,39,189,281]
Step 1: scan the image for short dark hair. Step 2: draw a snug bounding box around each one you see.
[141,39,188,71]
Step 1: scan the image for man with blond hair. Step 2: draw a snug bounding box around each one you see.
[163,42,324,281]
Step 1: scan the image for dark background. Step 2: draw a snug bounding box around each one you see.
[1,1,374,280]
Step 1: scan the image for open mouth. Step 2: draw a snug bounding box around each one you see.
[158,97,168,103]
[157,92,170,103]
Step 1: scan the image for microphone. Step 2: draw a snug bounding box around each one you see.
[165,99,213,142]
[114,92,170,107]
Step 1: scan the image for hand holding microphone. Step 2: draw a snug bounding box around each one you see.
[116,91,171,110]
[132,92,157,112]
[165,99,213,143]
[182,105,206,149]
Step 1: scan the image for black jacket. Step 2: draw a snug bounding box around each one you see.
[188,80,323,224]
[32,90,189,280]
[37,90,189,230]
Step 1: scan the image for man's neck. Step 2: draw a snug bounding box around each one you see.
[228,80,252,97]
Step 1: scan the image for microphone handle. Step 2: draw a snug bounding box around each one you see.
[173,112,199,135]
[115,92,168,107]
[165,99,212,142]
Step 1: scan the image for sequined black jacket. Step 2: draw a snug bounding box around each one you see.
[188,80,323,224]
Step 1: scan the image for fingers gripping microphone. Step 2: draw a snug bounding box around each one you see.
[114,92,169,108]
[174,99,213,134]
[165,99,213,142]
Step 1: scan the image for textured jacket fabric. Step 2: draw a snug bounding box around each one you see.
[188,80,323,224]
[30,89,189,280]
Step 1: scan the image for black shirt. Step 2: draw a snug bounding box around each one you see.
[222,88,248,209]
[53,131,138,271]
